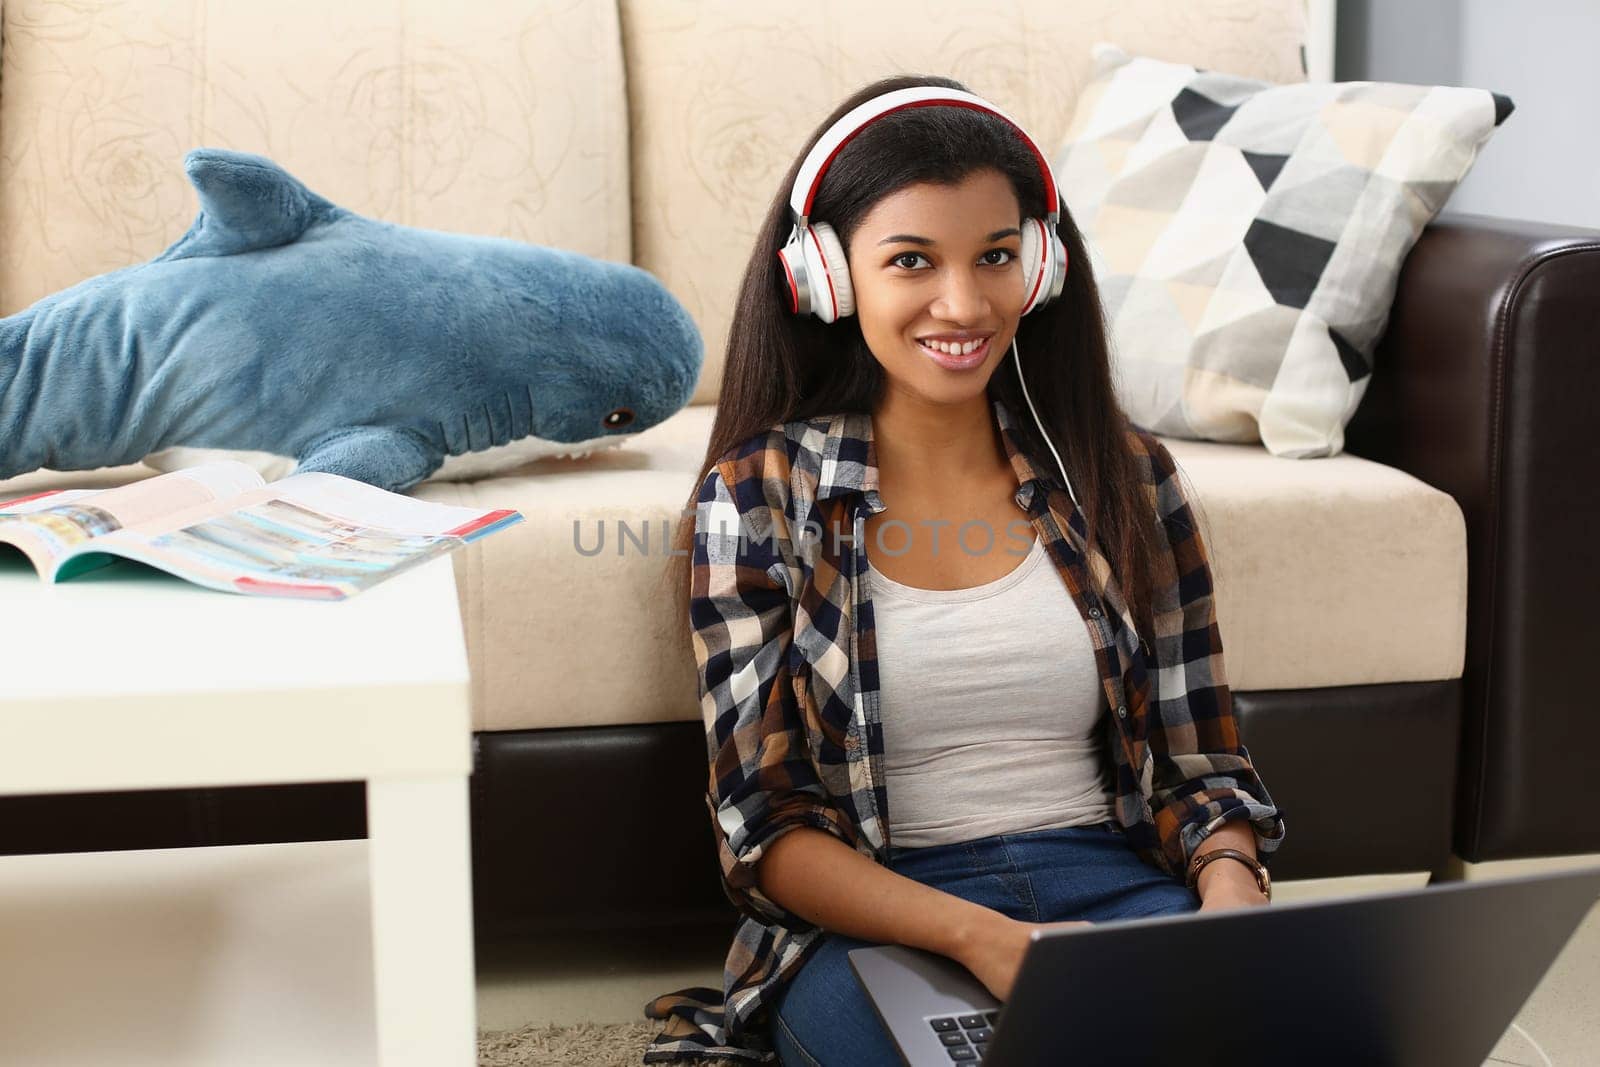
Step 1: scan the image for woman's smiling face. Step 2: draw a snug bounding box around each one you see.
[844,168,1026,402]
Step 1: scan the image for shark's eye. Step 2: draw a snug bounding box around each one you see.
[603,407,635,430]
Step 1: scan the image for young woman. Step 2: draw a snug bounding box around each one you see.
[646,74,1285,1067]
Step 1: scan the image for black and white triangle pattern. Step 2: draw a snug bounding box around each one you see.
[1054,43,1513,457]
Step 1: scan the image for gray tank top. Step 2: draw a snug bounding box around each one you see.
[867,534,1115,848]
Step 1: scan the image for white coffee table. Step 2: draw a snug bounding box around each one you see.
[0,554,476,1066]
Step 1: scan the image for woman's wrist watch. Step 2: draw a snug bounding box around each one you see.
[1185,847,1272,902]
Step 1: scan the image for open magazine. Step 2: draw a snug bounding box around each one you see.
[0,461,522,600]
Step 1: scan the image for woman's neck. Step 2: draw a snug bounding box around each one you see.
[871,390,1008,495]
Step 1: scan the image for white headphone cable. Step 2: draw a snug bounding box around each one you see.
[1508,1021,1554,1067]
[1011,336,1079,510]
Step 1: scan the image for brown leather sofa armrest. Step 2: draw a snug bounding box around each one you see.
[1345,210,1600,862]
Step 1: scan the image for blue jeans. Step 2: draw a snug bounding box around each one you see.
[768,820,1199,1067]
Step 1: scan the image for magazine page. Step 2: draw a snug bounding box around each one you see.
[51,470,522,599]
[0,461,266,578]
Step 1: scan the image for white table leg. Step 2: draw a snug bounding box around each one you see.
[366,774,477,1065]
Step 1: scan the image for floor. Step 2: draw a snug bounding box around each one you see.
[1459,853,1600,1066]
[1484,897,1598,1065]
[0,839,380,1065]
[476,859,1600,1067]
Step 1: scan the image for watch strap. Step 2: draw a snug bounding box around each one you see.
[1186,847,1271,901]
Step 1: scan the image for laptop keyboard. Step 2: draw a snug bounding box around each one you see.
[927,1011,1001,1061]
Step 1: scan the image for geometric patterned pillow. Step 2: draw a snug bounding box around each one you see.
[1054,43,1514,457]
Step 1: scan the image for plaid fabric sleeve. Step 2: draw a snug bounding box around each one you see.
[1138,433,1287,871]
[692,460,861,931]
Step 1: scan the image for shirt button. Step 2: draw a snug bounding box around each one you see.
[1088,607,1103,619]
[1117,705,1128,719]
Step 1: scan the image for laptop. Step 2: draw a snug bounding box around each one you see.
[849,864,1600,1067]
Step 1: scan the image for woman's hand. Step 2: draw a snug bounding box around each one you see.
[953,909,1093,1002]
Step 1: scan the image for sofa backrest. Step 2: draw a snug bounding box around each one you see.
[0,0,630,312]
[0,0,1308,407]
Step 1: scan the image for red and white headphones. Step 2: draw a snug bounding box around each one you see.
[776,86,1069,325]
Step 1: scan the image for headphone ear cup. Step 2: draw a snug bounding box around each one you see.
[777,234,804,315]
[802,222,854,323]
[1019,217,1054,316]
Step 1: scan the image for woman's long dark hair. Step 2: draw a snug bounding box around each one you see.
[661,73,1165,651]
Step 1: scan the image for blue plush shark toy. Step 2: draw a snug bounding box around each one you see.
[0,148,703,493]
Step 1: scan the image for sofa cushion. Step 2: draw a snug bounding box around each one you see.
[0,405,1465,731]
[427,409,1462,730]
[618,0,1311,405]
[0,0,631,314]
[408,407,716,732]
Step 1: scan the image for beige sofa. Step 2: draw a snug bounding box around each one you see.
[7,0,1595,937]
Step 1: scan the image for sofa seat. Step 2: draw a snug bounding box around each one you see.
[0,405,1467,735]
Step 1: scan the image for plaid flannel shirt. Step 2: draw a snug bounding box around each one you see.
[643,394,1284,1063]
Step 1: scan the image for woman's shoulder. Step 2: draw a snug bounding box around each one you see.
[1119,423,1198,533]
[1120,423,1178,482]
[706,412,849,508]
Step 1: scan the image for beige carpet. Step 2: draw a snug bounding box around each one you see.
[478,1021,725,1067]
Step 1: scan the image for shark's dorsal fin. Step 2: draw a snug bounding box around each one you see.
[153,148,336,262]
